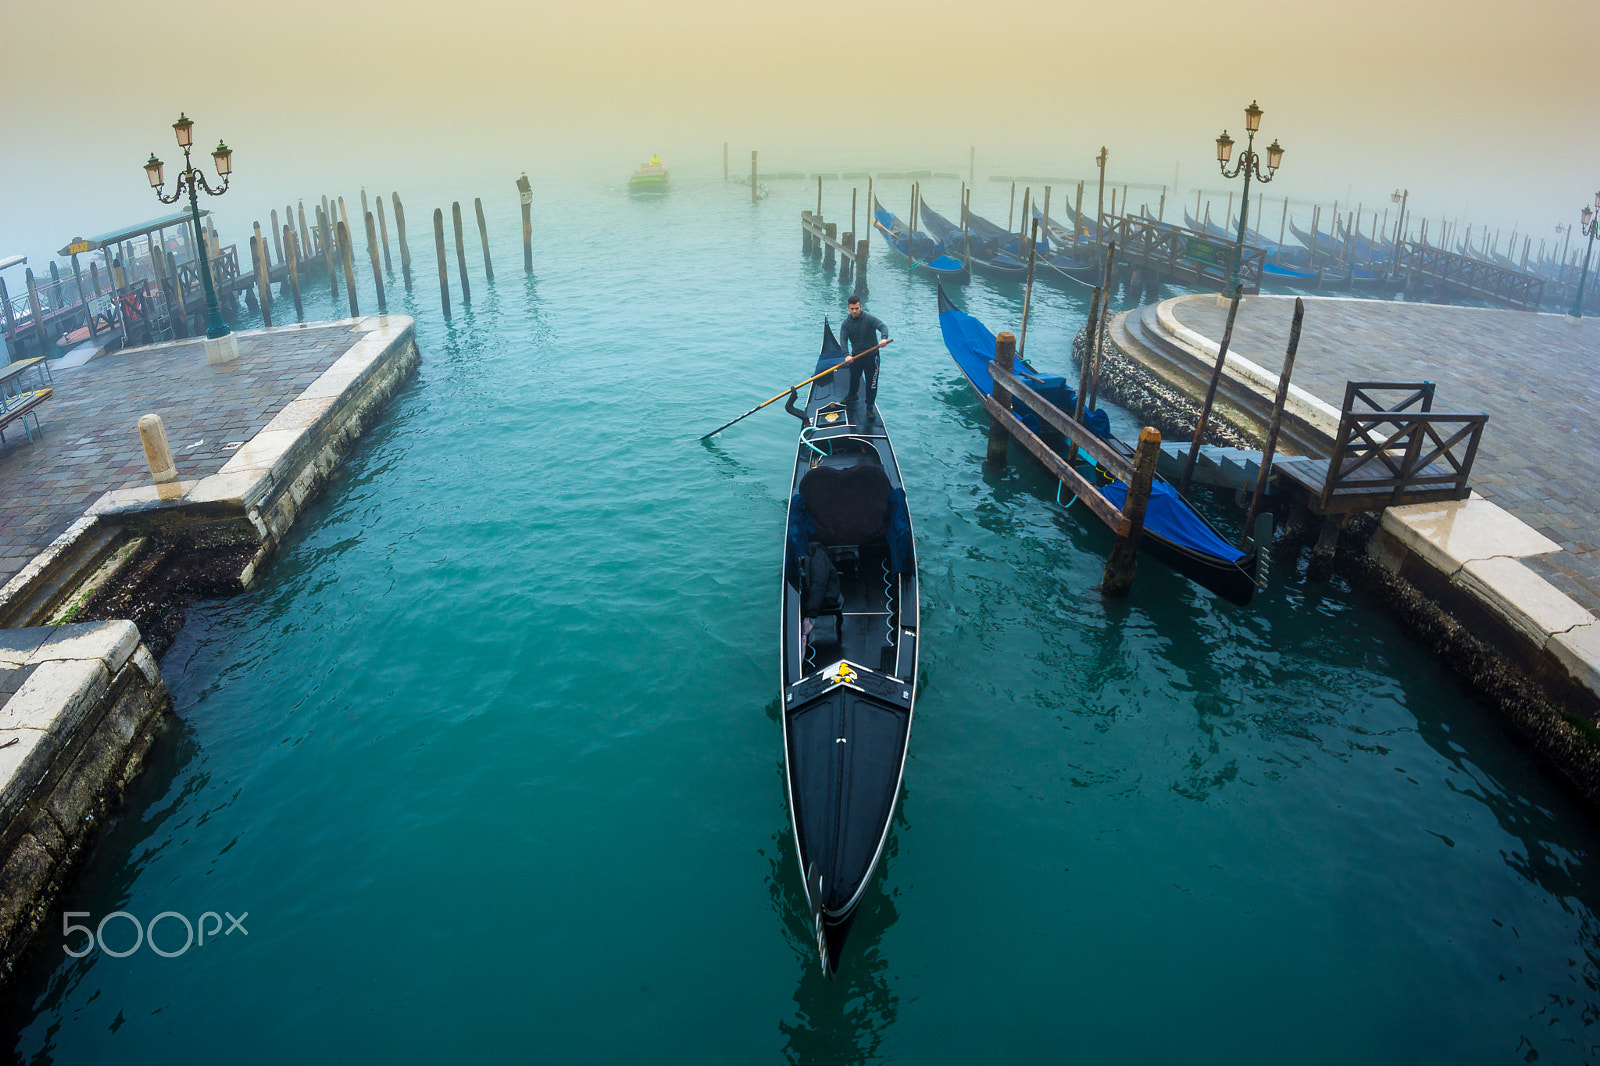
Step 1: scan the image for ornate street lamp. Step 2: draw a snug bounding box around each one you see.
[1389,187,1409,278]
[1216,100,1283,290]
[1570,191,1600,319]
[146,112,233,344]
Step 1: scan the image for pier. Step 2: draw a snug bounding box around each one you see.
[0,316,417,973]
[1110,293,1600,794]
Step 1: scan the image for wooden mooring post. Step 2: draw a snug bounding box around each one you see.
[751,151,758,204]
[433,208,451,318]
[1180,284,1243,494]
[475,197,494,282]
[24,270,45,356]
[165,252,189,337]
[250,235,272,327]
[298,202,313,268]
[1242,297,1304,537]
[271,209,283,263]
[452,201,472,304]
[517,173,533,273]
[338,220,359,317]
[377,195,393,274]
[319,206,339,299]
[284,224,304,321]
[986,331,1016,466]
[1100,427,1162,596]
[393,193,412,290]
[365,211,387,312]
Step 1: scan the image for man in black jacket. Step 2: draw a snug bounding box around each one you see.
[838,296,891,413]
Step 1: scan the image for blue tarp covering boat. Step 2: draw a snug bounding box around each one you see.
[935,286,1258,605]
[873,199,970,283]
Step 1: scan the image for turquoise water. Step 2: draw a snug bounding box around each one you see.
[6,175,1599,1063]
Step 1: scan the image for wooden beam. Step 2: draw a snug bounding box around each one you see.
[978,392,1130,537]
[990,364,1135,482]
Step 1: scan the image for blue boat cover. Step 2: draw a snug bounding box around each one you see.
[1262,261,1317,280]
[1100,480,1246,564]
[936,288,1245,566]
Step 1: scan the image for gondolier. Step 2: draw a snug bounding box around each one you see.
[839,296,891,411]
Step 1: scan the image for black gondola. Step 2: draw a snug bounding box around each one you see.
[780,321,919,978]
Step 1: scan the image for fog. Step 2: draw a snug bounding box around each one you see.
[1,0,1596,266]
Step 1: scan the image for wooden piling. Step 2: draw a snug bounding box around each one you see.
[1017,219,1041,354]
[1242,298,1304,535]
[1074,182,1085,246]
[475,197,494,282]
[816,174,822,217]
[284,224,304,321]
[359,188,370,230]
[751,151,757,204]
[1008,181,1016,231]
[393,192,412,290]
[1076,286,1102,424]
[24,270,45,356]
[253,221,270,276]
[433,208,451,318]
[90,261,102,297]
[298,202,313,266]
[365,211,387,312]
[48,261,63,309]
[865,177,873,252]
[823,222,837,271]
[517,173,533,273]
[165,252,190,337]
[377,195,393,274]
[319,206,339,299]
[271,209,284,263]
[986,331,1016,467]
[1100,427,1162,596]
[853,239,869,300]
[338,220,359,317]
[452,201,472,304]
[251,236,273,327]
[0,279,15,352]
[1180,284,1243,494]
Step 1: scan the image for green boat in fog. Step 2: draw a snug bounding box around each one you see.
[629,155,668,193]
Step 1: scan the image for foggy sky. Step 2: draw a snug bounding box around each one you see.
[1,0,1596,268]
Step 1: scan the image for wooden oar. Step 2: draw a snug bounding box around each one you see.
[699,338,893,441]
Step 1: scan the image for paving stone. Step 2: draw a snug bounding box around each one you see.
[1170,296,1600,614]
[0,324,356,587]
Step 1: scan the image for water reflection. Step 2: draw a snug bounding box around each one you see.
[1,715,204,1061]
[764,782,904,1065]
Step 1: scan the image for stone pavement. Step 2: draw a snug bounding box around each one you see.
[0,322,363,586]
[1166,296,1600,613]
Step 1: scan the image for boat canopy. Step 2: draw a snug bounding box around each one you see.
[58,210,209,256]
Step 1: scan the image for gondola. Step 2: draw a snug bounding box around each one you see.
[935,286,1262,606]
[872,198,970,283]
[780,320,919,978]
[915,199,1027,280]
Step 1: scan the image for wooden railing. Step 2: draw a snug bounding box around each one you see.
[1097,215,1269,294]
[1313,381,1486,509]
[1394,242,1544,311]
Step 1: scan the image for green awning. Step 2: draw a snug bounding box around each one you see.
[58,210,209,256]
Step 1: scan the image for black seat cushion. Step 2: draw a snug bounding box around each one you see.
[799,460,891,546]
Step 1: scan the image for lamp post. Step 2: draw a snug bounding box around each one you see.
[1569,191,1600,320]
[1215,101,1284,291]
[1389,188,1409,276]
[1094,146,1108,242]
[145,112,233,349]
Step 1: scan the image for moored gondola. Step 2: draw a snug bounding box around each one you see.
[872,198,970,283]
[780,320,919,978]
[935,286,1260,606]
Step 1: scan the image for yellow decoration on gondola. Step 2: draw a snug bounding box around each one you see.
[831,663,856,685]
